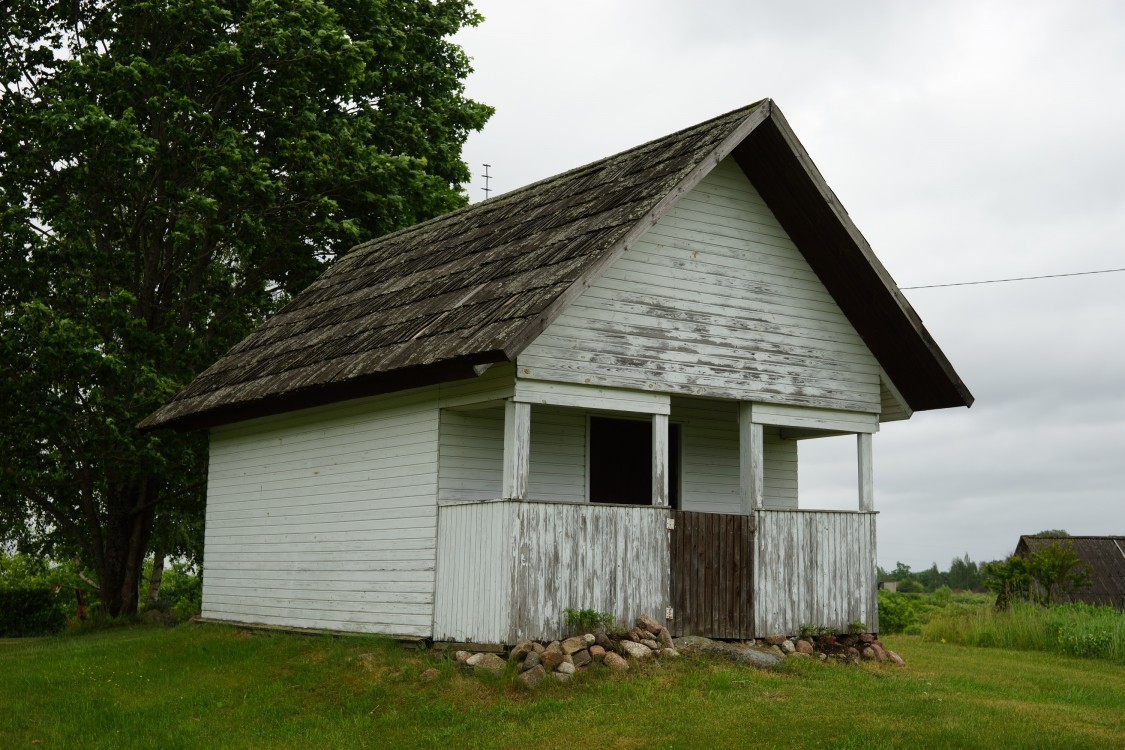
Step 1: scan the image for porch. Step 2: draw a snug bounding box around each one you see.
[431,381,881,644]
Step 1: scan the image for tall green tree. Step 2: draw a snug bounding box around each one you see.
[0,0,491,616]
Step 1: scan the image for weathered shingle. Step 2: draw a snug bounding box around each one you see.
[140,103,763,430]
[142,99,973,431]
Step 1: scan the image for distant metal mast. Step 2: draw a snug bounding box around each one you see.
[481,164,492,199]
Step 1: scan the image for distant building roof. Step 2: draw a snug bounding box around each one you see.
[1016,536,1125,608]
[142,99,973,431]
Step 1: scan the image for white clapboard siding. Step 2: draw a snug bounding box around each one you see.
[433,500,670,643]
[527,406,586,502]
[438,403,587,503]
[753,510,879,635]
[519,158,881,413]
[201,368,515,637]
[674,397,797,512]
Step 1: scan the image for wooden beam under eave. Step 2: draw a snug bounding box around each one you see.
[502,400,531,500]
[739,403,764,512]
[652,413,669,506]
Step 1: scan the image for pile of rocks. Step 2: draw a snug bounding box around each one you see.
[453,613,680,689]
[446,616,906,689]
[756,632,905,666]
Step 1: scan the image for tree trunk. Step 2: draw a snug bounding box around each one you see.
[146,544,166,610]
[96,489,156,618]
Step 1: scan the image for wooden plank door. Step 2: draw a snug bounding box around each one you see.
[670,511,755,639]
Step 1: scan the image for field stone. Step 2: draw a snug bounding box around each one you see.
[860,633,876,643]
[544,641,562,654]
[869,643,887,662]
[419,668,440,682]
[516,664,546,690]
[595,632,614,650]
[532,642,545,654]
[589,645,606,661]
[795,640,814,654]
[509,640,535,662]
[583,633,596,645]
[561,636,587,655]
[571,649,592,668]
[521,651,542,671]
[629,627,645,642]
[556,661,576,675]
[553,672,572,683]
[701,641,784,668]
[541,651,566,671]
[453,650,471,664]
[619,640,652,660]
[672,636,715,653]
[636,613,662,634]
[764,634,787,646]
[861,647,877,660]
[661,648,680,658]
[603,652,630,670]
[467,652,506,672]
[641,638,660,651]
[885,650,906,666]
[656,627,674,649]
[780,640,796,654]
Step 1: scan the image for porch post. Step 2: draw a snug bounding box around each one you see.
[857,432,874,511]
[503,399,531,500]
[738,402,763,512]
[652,413,669,506]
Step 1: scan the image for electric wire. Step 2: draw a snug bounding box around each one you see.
[901,267,1125,290]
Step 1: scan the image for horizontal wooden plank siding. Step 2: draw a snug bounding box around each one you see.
[203,390,443,637]
[674,397,797,512]
[514,379,671,415]
[432,501,515,643]
[519,158,881,413]
[433,500,670,643]
[753,510,878,636]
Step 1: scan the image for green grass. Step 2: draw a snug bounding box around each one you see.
[2,624,1123,749]
[924,602,1125,662]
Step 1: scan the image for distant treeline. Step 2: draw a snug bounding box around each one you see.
[879,529,1071,594]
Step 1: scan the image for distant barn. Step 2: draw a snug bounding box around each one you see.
[1016,536,1125,609]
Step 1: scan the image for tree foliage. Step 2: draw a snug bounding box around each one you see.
[983,541,1092,608]
[0,0,491,616]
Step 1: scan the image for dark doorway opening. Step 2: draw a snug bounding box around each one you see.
[589,416,680,507]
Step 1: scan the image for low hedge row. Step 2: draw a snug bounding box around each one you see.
[0,587,67,637]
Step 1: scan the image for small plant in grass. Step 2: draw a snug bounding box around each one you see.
[797,624,839,640]
[563,608,615,635]
[847,620,866,635]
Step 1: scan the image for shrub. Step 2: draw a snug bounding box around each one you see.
[563,608,614,635]
[877,590,918,634]
[0,587,67,637]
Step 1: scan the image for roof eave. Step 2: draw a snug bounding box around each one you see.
[730,106,974,412]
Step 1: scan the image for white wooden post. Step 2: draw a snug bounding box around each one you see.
[652,413,669,506]
[857,432,874,512]
[503,400,531,500]
[739,402,764,512]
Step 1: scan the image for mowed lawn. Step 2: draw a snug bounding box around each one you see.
[2,624,1122,749]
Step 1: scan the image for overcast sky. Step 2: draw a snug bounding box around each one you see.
[453,0,1125,571]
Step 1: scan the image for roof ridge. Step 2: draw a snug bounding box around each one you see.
[340,100,768,262]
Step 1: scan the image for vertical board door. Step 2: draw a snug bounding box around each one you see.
[670,511,755,639]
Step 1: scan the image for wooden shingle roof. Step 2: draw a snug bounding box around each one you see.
[142,99,973,431]
[1016,536,1125,608]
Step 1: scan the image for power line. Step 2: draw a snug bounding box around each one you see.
[901,267,1125,290]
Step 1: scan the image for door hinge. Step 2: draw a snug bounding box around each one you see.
[666,607,674,620]
[666,518,675,530]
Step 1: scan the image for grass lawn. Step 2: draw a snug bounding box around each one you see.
[2,623,1122,749]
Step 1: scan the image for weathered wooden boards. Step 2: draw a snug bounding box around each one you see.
[753,509,878,635]
[519,158,883,414]
[670,511,755,639]
[433,500,670,644]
